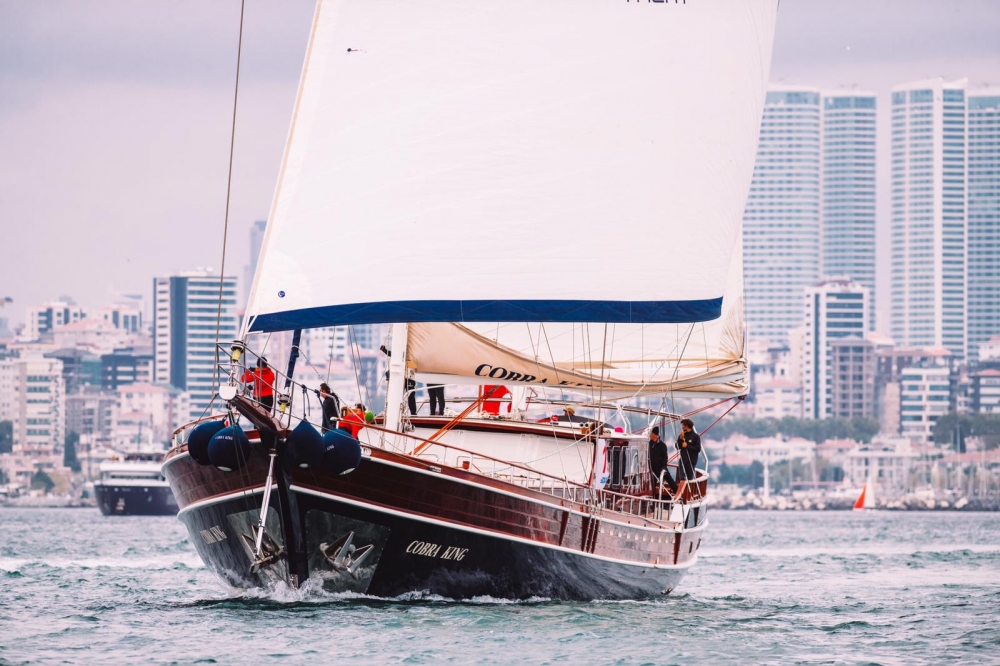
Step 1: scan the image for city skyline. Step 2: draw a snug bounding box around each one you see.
[2,1,999,331]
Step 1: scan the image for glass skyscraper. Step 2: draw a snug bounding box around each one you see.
[744,86,822,344]
[967,88,1000,363]
[821,91,876,331]
[889,78,967,359]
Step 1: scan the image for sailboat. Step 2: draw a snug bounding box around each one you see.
[164,0,778,600]
[853,482,874,510]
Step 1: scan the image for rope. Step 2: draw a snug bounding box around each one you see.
[413,385,502,455]
[210,0,246,398]
[700,395,745,435]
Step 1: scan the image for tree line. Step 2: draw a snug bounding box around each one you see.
[704,416,879,443]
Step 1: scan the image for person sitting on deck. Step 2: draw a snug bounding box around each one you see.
[241,357,276,414]
[648,426,678,497]
[674,418,702,498]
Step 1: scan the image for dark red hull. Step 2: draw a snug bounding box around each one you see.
[164,435,705,600]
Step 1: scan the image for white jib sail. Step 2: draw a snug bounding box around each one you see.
[244,0,778,335]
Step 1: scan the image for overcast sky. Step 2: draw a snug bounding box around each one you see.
[1,0,998,332]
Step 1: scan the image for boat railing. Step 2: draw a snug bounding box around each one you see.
[194,342,709,523]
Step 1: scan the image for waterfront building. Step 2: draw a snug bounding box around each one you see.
[744,85,822,344]
[152,272,238,421]
[900,362,953,443]
[0,353,65,466]
[828,337,877,419]
[890,78,968,359]
[98,303,143,335]
[24,300,86,342]
[111,383,190,450]
[801,279,870,420]
[750,380,803,419]
[970,368,1000,415]
[821,90,877,330]
[843,436,918,496]
[967,88,1000,363]
[65,387,116,446]
[875,345,949,435]
[100,343,154,390]
[50,319,128,356]
[980,335,1000,362]
[44,347,102,394]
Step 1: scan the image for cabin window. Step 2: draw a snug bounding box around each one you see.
[688,542,693,553]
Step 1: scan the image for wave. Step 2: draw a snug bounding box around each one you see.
[700,544,1000,559]
[0,555,204,573]
[177,579,556,608]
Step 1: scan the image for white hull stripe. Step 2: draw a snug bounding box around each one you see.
[176,484,274,519]
[368,454,703,534]
[290,484,700,571]
[162,451,190,470]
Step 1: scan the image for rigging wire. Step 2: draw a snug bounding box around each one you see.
[210,0,246,399]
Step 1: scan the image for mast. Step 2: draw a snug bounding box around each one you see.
[384,323,410,433]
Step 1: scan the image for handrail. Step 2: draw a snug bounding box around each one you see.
[192,342,713,522]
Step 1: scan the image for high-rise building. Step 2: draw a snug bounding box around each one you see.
[744,86,822,344]
[821,91,877,330]
[24,300,86,341]
[900,363,952,443]
[890,78,967,359]
[244,220,267,305]
[967,88,1000,363]
[828,338,877,419]
[101,343,154,390]
[801,279,870,420]
[153,272,238,420]
[0,353,66,465]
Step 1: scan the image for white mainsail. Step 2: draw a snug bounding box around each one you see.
[243,0,778,401]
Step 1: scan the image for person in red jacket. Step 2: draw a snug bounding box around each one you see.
[343,403,366,438]
[242,357,276,413]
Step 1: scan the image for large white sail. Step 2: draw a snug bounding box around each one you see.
[245,0,778,333]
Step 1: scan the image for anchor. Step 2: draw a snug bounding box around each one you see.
[243,527,287,574]
[319,531,373,579]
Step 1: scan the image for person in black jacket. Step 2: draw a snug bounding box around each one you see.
[318,383,341,433]
[675,418,702,492]
[648,426,677,496]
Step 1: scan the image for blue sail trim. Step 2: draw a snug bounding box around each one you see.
[248,298,723,332]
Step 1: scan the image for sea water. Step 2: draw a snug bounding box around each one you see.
[1,508,997,664]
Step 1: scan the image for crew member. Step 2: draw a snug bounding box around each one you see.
[674,418,702,496]
[428,384,445,416]
[648,426,677,496]
[242,357,276,413]
[344,403,366,438]
[317,383,341,433]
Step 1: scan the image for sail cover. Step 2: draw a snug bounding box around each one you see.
[246,0,778,333]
